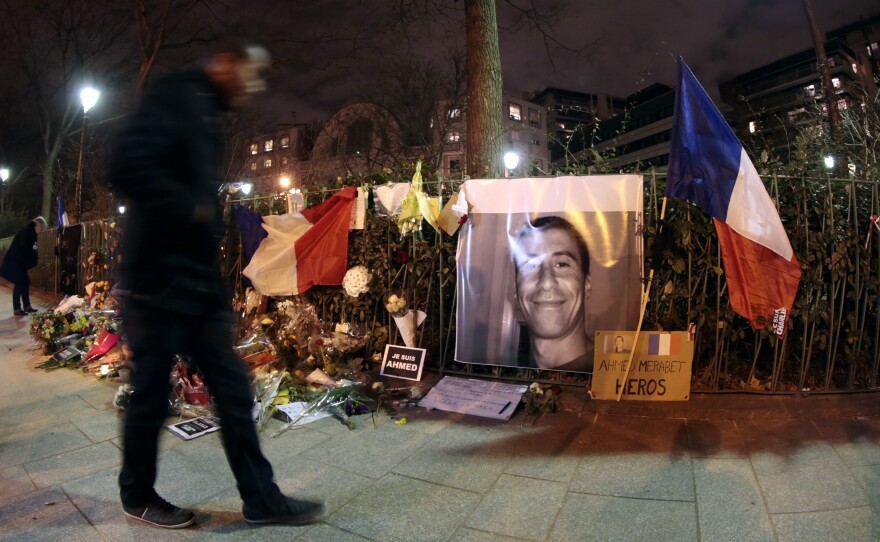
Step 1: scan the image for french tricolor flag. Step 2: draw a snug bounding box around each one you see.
[243,187,356,296]
[665,58,802,337]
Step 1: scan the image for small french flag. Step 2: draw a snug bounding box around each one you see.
[647,333,682,356]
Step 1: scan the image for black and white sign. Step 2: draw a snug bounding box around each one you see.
[53,346,83,363]
[165,415,221,441]
[380,344,426,381]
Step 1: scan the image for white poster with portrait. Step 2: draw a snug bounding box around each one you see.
[455,176,643,373]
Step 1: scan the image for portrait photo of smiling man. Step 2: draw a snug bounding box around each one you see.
[454,176,643,374]
[511,216,593,371]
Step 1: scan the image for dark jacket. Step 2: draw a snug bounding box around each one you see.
[107,68,228,314]
[0,221,39,283]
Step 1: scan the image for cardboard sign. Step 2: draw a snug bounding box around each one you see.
[591,331,694,401]
[380,344,426,381]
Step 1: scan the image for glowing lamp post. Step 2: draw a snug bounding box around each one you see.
[74,86,100,223]
[0,167,9,211]
[503,151,520,178]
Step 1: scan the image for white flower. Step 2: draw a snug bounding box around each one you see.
[342,266,372,297]
[529,382,544,395]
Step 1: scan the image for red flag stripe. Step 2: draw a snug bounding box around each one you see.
[294,187,357,294]
[714,219,801,336]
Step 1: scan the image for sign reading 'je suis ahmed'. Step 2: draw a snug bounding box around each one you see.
[380,344,426,381]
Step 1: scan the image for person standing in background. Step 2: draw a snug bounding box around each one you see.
[1,216,47,315]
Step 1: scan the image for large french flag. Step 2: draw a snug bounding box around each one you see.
[243,186,356,296]
[665,58,801,337]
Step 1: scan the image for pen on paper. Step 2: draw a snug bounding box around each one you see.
[498,401,512,415]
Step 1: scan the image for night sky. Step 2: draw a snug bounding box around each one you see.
[262,0,877,123]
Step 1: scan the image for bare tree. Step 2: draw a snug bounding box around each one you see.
[0,0,131,219]
[132,0,217,94]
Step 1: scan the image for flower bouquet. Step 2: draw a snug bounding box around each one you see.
[384,293,426,348]
[341,265,372,298]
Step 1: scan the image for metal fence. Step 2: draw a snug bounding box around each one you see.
[7,173,880,393]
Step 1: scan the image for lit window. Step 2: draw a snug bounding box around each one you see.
[804,84,816,97]
[249,143,258,155]
[852,63,859,74]
[448,108,461,120]
[508,103,522,121]
[264,139,273,152]
[749,121,758,134]
[264,158,272,168]
[250,162,257,171]
[832,77,841,89]
[281,136,290,148]
[838,99,848,111]
[448,131,461,142]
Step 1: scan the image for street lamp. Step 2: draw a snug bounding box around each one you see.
[823,155,835,170]
[117,205,126,215]
[279,176,291,189]
[74,86,100,223]
[0,167,9,211]
[241,182,253,195]
[503,151,519,178]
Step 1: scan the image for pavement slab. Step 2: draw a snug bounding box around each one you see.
[463,474,568,541]
[0,465,37,504]
[693,458,775,542]
[25,440,120,488]
[548,492,697,542]
[327,473,481,542]
[0,486,102,542]
[0,421,93,470]
[772,507,880,542]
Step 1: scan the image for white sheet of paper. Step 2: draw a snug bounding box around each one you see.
[275,401,333,426]
[419,376,525,420]
[349,187,366,229]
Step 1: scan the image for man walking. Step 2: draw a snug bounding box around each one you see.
[107,38,324,529]
[1,216,47,315]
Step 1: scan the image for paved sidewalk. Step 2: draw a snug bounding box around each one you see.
[1,287,880,541]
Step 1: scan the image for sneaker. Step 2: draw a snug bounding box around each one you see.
[123,496,196,529]
[13,309,26,316]
[243,496,325,526]
[23,306,38,313]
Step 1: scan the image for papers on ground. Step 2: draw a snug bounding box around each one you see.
[418,376,526,420]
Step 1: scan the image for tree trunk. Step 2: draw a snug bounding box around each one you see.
[464,0,504,178]
[801,0,841,147]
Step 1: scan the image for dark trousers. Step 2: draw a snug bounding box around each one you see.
[11,271,30,310]
[119,300,284,511]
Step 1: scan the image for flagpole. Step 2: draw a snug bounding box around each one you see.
[616,196,667,401]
